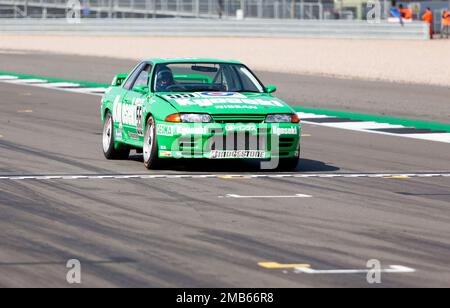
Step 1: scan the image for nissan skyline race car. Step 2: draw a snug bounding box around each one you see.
[101,58,301,170]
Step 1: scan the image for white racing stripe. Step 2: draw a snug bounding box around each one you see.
[0,173,449,181]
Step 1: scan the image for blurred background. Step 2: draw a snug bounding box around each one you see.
[0,0,448,21]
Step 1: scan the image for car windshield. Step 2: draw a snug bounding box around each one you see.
[152,63,265,93]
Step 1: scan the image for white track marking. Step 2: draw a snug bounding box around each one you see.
[297,112,333,119]
[1,77,449,144]
[69,87,107,94]
[295,265,416,275]
[0,77,106,96]
[0,173,449,181]
[36,82,81,88]
[0,76,18,80]
[299,113,450,144]
[402,133,450,143]
[5,79,48,84]
[225,194,312,198]
[320,121,404,130]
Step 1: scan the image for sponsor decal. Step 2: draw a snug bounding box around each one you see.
[210,150,266,159]
[115,128,123,140]
[128,132,138,139]
[198,92,247,98]
[164,93,200,100]
[113,96,144,132]
[225,124,257,133]
[272,126,298,136]
[156,124,174,136]
[173,98,284,108]
[136,105,143,136]
[176,126,208,135]
[159,151,172,157]
[215,105,258,110]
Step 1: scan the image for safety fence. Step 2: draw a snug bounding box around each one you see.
[0,0,340,20]
[0,18,430,39]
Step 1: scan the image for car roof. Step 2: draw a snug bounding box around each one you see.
[144,58,243,65]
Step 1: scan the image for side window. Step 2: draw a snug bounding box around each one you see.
[132,64,152,88]
[123,62,146,91]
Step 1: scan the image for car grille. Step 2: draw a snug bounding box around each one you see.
[279,137,295,149]
[210,132,267,151]
[212,114,266,123]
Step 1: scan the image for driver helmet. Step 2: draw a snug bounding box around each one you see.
[156,67,175,91]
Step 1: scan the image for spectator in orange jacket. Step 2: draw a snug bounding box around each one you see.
[399,5,413,20]
[422,8,434,39]
[442,9,450,39]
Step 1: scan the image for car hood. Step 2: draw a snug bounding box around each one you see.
[155,92,294,115]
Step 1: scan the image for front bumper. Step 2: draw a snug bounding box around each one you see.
[155,122,301,159]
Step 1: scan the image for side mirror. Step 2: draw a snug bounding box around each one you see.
[112,73,128,87]
[133,85,149,94]
[265,85,277,94]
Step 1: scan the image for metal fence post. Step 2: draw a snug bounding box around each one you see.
[257,0,263,18]
[108,0,113,18]
[274,0,279,19]
[195,0,200,17]
[176,0,180,17]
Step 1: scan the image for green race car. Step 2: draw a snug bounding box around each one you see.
[101,58,301,170]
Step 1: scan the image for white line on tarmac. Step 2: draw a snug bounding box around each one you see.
[0,173,449,181]
[295,265,416,275]
[2,78,449,144]
[225,194,312,198]
[0,76,19,80]
[298,112,450,144]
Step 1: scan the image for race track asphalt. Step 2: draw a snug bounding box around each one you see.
[1,50,450,123]
[0,53,449,288]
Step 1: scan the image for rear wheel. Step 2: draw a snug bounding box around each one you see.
[143,116,162,169]
[102,111,130,160]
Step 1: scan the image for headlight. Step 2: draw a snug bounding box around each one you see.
[165,113,212,123]
[180,113,212,123]
[265,114,300,123]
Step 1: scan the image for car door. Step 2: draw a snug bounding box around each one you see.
[121,63,151,144]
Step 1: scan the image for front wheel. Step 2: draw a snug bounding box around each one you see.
[143,116,161,169]
[102,111,130,160]
[277,157,300,171]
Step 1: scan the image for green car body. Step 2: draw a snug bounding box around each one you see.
[101,58,301,169]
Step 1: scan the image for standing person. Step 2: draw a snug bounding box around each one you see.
[422,7,434,39]
[218,0,224,19]
[441,9,450,39]
[399,4,413,20]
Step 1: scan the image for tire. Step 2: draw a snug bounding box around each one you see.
[143,116,162,169]
[102,111,130,160]
[277,157,300,171]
